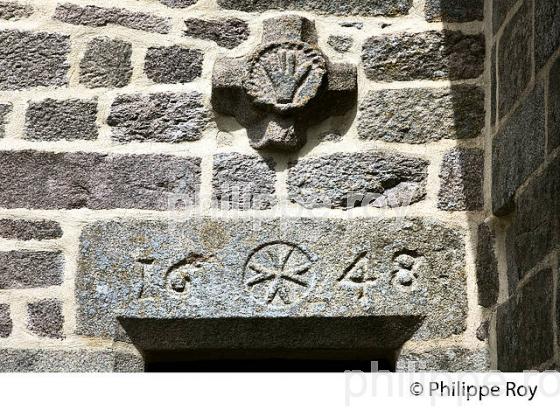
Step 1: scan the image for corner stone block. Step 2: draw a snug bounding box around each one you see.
[475,223,499,308]
[0,30,70,90]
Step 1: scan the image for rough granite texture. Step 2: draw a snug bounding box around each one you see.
[476,223,499,308]
[212,153,277,210]
[424,0,483,22]
[493,0,518,34]
[108,92,209,143]
[25,99,98,141]
[0,219,62,241]
[438,148,484,211]
[0,30,70,90]
[397,347,489,371]
[0,1,33,20]
[27,300,64,339]
[362,31,485,81]
[0,251,63,289]
[0,304,11,338]
[0,103,11,138]
[76,218,467,345]
[79,37,132,89]
[498,0,532,119]
[549,54,560,153]
[145,46,203,84]
[0,151,201,210]
[497,268,555,371]
[327,35,353,53]
[54,3,172,34]
[535,0,560,70]
[492,84,546,216]
[160,0,197,7]
[358,85,484,143]
[287,152,428,209]
[217,0,413,16]
[0,349,144,372]
[184,18,250,49]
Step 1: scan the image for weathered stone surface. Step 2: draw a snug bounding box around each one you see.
[287,152,428,209]
[425,0,483,22]
[212,153,276,210]
[397,347,490,371]
[492,84,546,216]
[438,148,484,211]
[358,85,484,143]
[0,304,11,338]
[160,0,197,7]
[498,0,532,119]
[362,31,485,81]
[0,1,32,20]
[54,3,172,34]
[145,46,203,84]
[493,0,518,34]
[25,98,98,141]
[506,160,560,278]
[328,35,353,53]
[476,320,490,341]
[80,37,132,89]
[0,151,201,210]
[535,0,560,70]
[497,268,555,371]
[0,349,143,372]
[491,44,497,127]
[0,219,62,241]
[77,217,467,348]
[27,300,64,339]
[476,223,499,308]
[0,30,69,90]
[0,251,63,289]
[549,55,560,153]
[0,103,11,138]
[108,93,209,143]
[184,18,249,49]
[217,0,412,16]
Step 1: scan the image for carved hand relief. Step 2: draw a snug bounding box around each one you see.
[212,15,357,151]
[243,242,316,308]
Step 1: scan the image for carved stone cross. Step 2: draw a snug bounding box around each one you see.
[212,15,357,152]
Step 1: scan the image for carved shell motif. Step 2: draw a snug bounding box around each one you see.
[244,41,327,113]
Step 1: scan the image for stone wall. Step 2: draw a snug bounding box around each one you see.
[488,0,560,371]
[0,0,491,372]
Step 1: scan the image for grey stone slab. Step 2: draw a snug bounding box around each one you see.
[476,223,499,308]
[0,349,143,372]
[493,0,518,34]
[54,3,172,34]
[0,304,11,338]
[0,251,63,289]
[76,217,467,349]
[498,0,532,119]
[506,159,560,278]
[184,18,249,49]
[492,83,546,216]
[438,148,484,211]
[497,268,555,371]
[145,46,203,84]
[358,85,484,143]
[25,98,98,141]
[0,103,11,138]
[549,55,560,153]
[217,0,413,16]
[287,152,428,209]
[0,30,69,90]
[159,0,197,7]
[79,37,132,89]
[0,1,32,20]
[27,299,64,339]
[212,153,276,210]
[0,219,62,241]
[108,92,209,143]
[362,30,484,81]
[491,44,497,127]
[328,35,353,53]
[0,151,201,210]
[425,0,484,22]
[397,347,490,372]
[535,0,560,70]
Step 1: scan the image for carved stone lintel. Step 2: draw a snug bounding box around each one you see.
[212,15,357,152]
